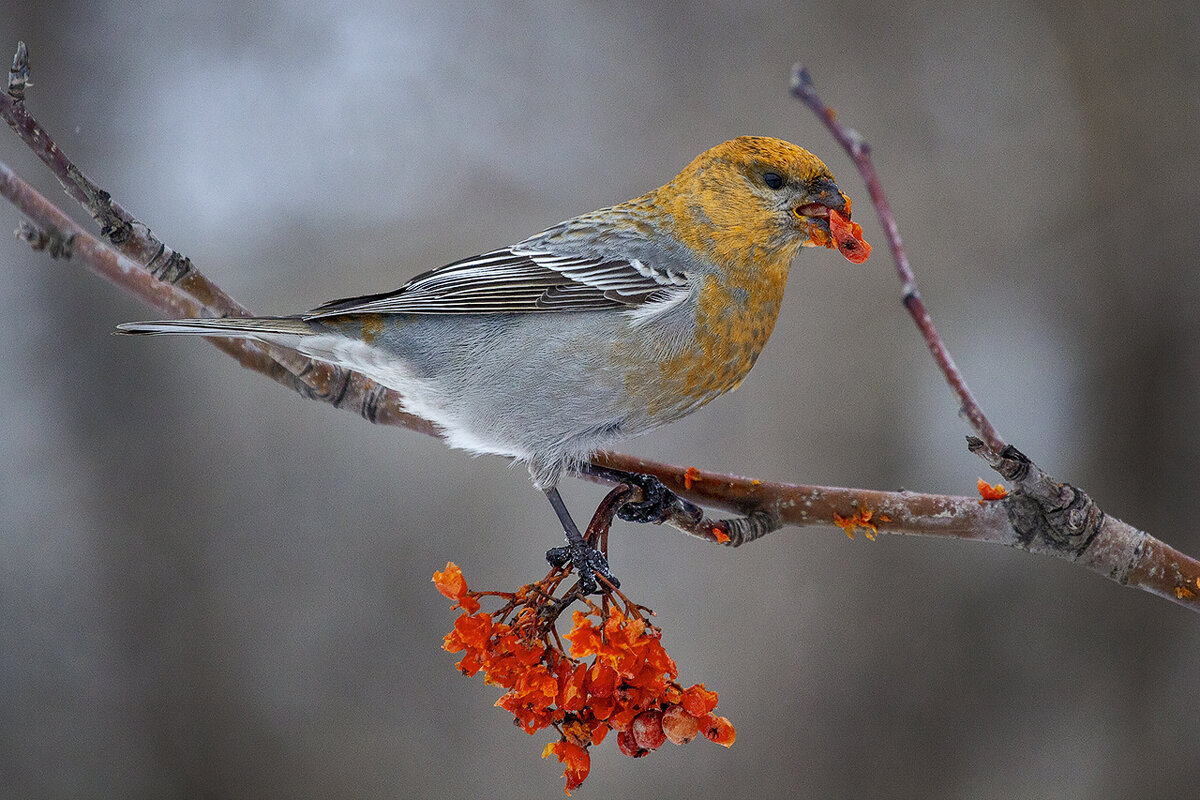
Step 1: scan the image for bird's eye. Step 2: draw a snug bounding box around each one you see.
[762,171,784,190]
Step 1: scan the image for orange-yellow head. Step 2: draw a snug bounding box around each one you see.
[652,135,867,270]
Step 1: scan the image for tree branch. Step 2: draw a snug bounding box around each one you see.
[1,42,430,431]
[594,452,1200,612]
[785,63,1200,612]
[790,64,1005,456]
[2,42,1196,613]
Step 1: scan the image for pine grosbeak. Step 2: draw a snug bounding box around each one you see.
[119,136,869,588]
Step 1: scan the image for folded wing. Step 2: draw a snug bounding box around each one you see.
[305,247,690,318]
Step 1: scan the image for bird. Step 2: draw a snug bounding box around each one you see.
[118,136,870,591]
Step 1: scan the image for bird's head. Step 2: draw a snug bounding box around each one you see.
[662,136,870,267]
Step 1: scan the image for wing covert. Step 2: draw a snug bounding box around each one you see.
[305,247,689,318]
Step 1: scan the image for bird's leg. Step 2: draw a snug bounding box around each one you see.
[578,463,702,524]
[543,486,619,594]
[581,482,639,557]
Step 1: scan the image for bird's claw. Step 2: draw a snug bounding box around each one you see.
[615,472,677,524]
[545,539,620,594]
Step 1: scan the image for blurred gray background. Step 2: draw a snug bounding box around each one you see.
[2,1,1198,797]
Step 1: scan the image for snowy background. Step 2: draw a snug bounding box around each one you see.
[2,1,1198,796]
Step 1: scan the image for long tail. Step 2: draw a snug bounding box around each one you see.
[117,316,390,386]
[116,316,314,339]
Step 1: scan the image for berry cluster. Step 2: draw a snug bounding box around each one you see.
[433,562,734,794]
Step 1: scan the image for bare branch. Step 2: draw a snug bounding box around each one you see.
[597,451,1200,612]
[790,64,1005,457]
[789,63,1200,612]
[0,53,433,431]
[0,159,361,399]
[7,41,29,101]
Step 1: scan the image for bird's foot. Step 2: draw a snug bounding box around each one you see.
[615,472,679,524]
[546,538,619,595]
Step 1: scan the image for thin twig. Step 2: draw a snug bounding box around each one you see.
[790,64,1006,456]
[7,41,30,101]
[0,160,382,401]
[0,53,426,431]
[786,63,1200,612]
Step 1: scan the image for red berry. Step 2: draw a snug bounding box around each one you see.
[617,730,649,758]
[630,709,666,751]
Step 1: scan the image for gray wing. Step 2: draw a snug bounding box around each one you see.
[305,247,689,318]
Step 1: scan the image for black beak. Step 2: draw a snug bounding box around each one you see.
[805,176,846,213]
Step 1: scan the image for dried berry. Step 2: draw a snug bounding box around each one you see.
[662,704,700,745]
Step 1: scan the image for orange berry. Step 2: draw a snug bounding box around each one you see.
[681,683,719,716]
[700,714,737,747]
[661,704,700,745]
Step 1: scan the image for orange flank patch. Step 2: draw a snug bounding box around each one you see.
[976,479,1009,501]
[1176,584,1196,600]
[359,314,386,344]
[833,506,880,541]
[711,524,731,544]
[683,466,702,490]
